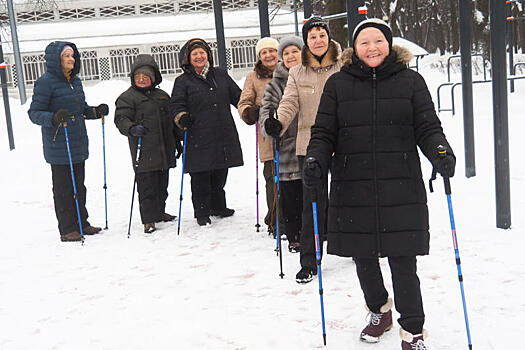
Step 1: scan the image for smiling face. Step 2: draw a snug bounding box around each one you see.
[190,48,208,72]
[60,50,75,73]
[259,48,279,71]
[354,27,390,68]
[307,27,329,57]
[282,45,301,69]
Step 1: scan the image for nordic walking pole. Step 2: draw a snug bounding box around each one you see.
[101,115,108,229]
[430,145,473,350]
[306,158,327,346]
[255,121,261,232]
[177,130,188,235]
[127,137,142,239]
[63,121,85,245]
[270,109,284,278]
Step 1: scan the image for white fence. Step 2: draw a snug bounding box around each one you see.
[3,37,271,87]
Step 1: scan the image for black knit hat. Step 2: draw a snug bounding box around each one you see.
[352,18,393,49]
[302,16,330,47]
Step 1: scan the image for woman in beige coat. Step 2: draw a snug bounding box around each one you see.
[264,17,342,283]
[238,37,285,236]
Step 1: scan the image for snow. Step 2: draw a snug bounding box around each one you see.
[0,9,302,53]
[1,55,524,350]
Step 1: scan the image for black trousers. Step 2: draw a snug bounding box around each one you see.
[136,169,169,224]
[298,156,328,270]
[51,162,90,235]
[280,179,302,243]
[263,160,286,232]
[354,256,425,334]
[189,168,228,218]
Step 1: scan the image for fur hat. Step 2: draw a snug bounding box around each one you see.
[352,18,393,49]
[277,36,304,59]
[61,45,74,56]
[134,65,155,82]
[256,37,279,57]
[302,16,330,47]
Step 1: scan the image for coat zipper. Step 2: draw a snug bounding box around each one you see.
[372,68,381,257]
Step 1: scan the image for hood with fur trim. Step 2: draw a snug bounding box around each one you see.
[341,45,413,67]
[301,40,342,69]
[179,38,214,72]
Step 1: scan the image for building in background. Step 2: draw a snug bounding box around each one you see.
[0,0,302,88]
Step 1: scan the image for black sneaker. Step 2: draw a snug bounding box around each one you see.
[295,267,317,284]
[197,216,211,226]
[210,208,235,217]
[144,223,156,233]
[157,213,176,222]
[288,242,300,253]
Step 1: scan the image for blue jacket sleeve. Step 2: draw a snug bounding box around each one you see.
[28,78,54,128]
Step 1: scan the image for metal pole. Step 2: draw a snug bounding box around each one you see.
[490,0,511,229]
[6,0,26,104]
[0,37,15,150]
[293,0,299,36]
[458,0,475,178]
[212,0,227,70]
[304,0,313,19]
[347,0,366,47]
[258,0,270,38]
[507,2,515,93]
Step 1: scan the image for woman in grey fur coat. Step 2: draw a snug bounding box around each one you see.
[260,36,304,253]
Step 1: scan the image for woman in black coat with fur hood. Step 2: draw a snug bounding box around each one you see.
[170,38,243,226]
[304,19,456,349]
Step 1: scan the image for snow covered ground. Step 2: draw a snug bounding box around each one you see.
[0,61,524,349]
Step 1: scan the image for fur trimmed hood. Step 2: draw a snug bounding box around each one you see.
[301,40,342,69]
[341,45,413,67]
[254,60,274,79]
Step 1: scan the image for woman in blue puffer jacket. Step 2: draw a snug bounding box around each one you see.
[28,41,109,242]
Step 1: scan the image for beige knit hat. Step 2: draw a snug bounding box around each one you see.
[256,37,279,57]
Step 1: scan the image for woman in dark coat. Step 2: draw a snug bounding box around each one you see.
[28,41,109,242]
[304,19,456,349]
[114,54,182,233]
[170,38,243,226]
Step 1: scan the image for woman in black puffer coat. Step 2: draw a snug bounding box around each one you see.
[304,19,456,349]
[170,38,243,226]
[115,54,182,233]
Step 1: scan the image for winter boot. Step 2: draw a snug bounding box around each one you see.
[210,208,235,218]
[144,223,156,233]
[295,266,317,284]
[197,216,211,226]
[83,225,102,235]
[400,328,428,349]
[60,231,82,242]
[360,298,393,343]
[158,213,176,222]
[288,242,300,253]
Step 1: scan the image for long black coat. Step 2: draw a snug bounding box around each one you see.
[307,46,453,258]
[114,54,180,173]
[170,66,243,173]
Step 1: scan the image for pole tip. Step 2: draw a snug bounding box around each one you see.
[323,334,326,346]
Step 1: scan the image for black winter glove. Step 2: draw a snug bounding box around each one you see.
[129,124,149,137]
[434,153,456,178]
[177,113,194,130]
[264,117,282,138]
[302,157,323,188]
[52,109,72,126]
[244,105,260,125]
[95,104,109,118]
[175,141,183,159]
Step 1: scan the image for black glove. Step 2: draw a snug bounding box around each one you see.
[177,113,194,130]
[175,141,183,159]
[95,104,109,118]
[264,117,282,138]
[303,157,323,188]
[434,153,456,178]
[129,124,149,137]
[52,109,71,126]
[244,105,260,125]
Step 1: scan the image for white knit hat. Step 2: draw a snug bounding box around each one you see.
[61,45,74,56]
[256,37,279,57]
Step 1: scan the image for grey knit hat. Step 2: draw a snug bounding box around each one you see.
[277,36,304,59]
